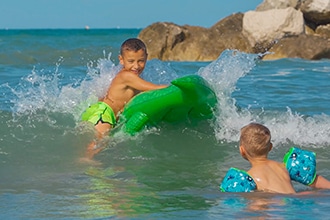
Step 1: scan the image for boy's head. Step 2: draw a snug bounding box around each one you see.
[119,38,148,74]
[239,123,272,159]
[120,38,147,56]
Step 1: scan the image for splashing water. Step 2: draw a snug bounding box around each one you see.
[6,49,330,148]
[197,50,260,144]
[8,53,179,123]
[197,50,330,148]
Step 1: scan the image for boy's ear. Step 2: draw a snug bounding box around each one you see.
[268,143,273,152]
[118,55,124,65]
[239,145,246,158]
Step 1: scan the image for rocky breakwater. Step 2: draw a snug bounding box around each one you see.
[138,0,330,61]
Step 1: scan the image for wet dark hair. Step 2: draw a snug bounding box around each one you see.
[120,38,147,55]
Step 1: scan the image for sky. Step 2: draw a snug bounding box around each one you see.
[0,0,263,29]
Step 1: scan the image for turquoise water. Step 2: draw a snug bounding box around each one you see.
[1,29,330,219]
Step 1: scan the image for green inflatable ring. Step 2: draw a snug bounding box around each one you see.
[116,74,217,135]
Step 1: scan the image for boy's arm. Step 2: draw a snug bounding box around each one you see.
[309,175,330,189]
[123,71,167,91]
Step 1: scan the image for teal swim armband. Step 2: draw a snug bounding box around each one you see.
[220,167,257,192]
[283,147,317,185]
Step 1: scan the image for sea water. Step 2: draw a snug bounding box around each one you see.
[1,29,330,219]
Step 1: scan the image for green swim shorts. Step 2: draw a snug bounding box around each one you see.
[81,101,117,126]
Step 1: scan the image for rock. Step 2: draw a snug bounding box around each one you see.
[242,7,305,53]
[137,22,187,60]
[209,13,253,54]
[256,0,300,11]
[138,13,251,61]
[305,23,316,35]
[138,0,330,61]
[263,34,330,60]
[316,23,330,37]
[138,22,211,61]
[300,0,330,25]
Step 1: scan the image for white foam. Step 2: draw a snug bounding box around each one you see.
[198,50,330,147]
[9,50,330,147]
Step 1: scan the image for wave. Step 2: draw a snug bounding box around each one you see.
[2,50,330,149]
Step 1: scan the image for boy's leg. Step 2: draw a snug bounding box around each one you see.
[94,121,112,138]
[85,122,112,159]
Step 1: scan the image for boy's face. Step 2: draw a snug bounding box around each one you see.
[119,49,148,75]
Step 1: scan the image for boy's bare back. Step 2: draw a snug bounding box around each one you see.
[239,123,330,194]
[240,123,296,194]
[248,159,296,193]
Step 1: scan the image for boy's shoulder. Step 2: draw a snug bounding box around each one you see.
[116,70,138,78]
[248,160,286,176]
[113,70,130,81]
